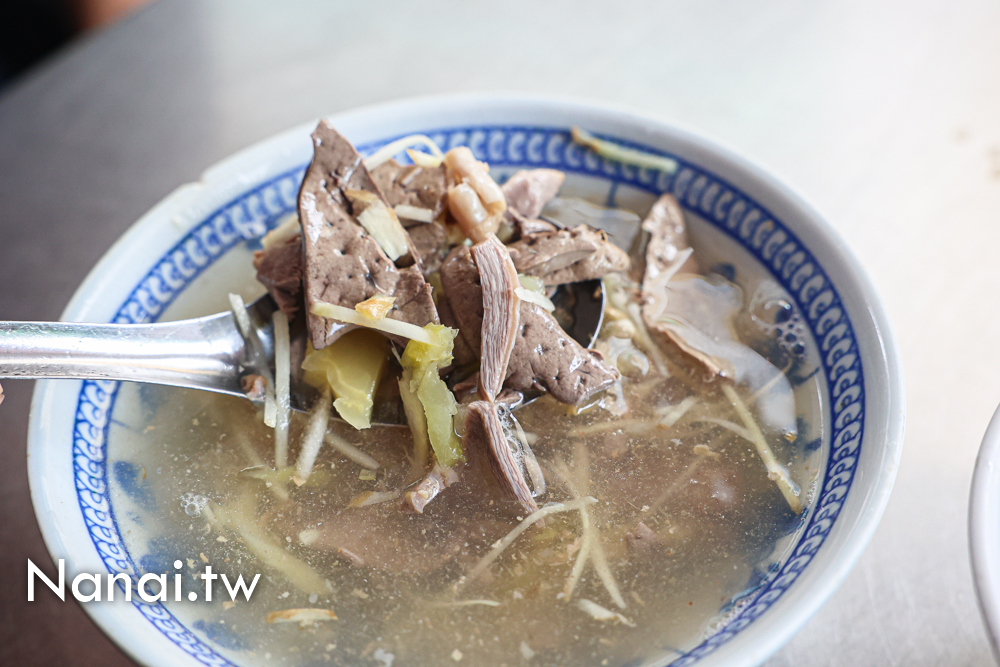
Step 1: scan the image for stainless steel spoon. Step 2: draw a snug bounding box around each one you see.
[0,280,605,423]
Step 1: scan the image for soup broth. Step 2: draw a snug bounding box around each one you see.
[107,276,822,667]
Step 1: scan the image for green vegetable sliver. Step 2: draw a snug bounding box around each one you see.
[400,324,465,467]
[416,366,464,466]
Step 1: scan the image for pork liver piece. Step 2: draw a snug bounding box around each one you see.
[440,246,619,405]
[507,224,630,285]
[253,234,303,316]
[501,169,565,219]
[371,160,448,224]
[407,219,449,275]
[299,121,438,349]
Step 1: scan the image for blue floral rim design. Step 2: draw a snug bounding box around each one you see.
[72,124,864,667]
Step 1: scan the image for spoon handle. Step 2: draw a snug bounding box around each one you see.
[0,313,247,396]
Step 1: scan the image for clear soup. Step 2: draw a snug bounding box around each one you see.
[107,251,823,667]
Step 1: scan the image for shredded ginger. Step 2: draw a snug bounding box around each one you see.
[571,126,678,174]
[576,598,635,627]
[345,189,410,261]
[362,134,444,171]
[311,301,435,343]
[265,608,337,626]
[272,310,291,468]
[394,204,435,223]
[228,293,277,427]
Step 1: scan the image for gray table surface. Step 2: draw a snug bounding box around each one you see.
[2,0,998,665]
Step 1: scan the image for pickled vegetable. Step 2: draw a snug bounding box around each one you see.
[301,329,389,430]
[400,324,464,466]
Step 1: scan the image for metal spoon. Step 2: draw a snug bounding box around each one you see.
[0,280,605,423]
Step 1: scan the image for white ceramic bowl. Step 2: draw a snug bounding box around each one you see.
[970,406,1000,661]
[27,94,904,667]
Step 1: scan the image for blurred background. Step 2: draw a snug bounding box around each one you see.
[1,0,999,665]
[0,0,151,85]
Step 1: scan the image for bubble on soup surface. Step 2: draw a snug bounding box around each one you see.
[179,492,209,516]
[748,281,807,357]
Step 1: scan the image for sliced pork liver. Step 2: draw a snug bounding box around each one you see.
[371,160,448,224]
[407,219,449,275]
[299,121,438,349]
[508,209,559,239]
[436,291,477,368]
[507,224,630,285]
[506,300,619,404]
[392,265,440,329]
[253,234,303,316]
[440,246,619,405]
[439,245,485,359]
[501,169,565,219]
